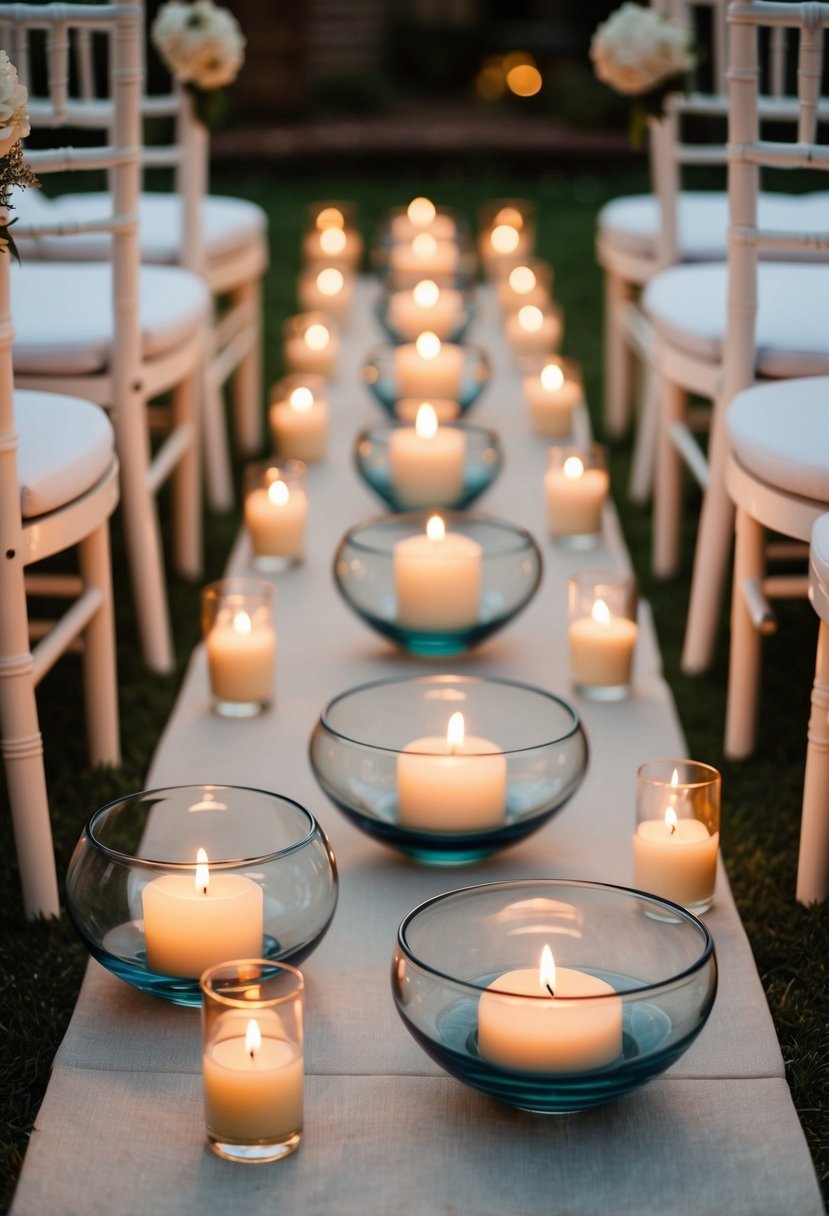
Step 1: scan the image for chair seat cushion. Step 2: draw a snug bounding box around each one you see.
[643,262,829,378]
[10,262,210,375]
[15,388,115,518]
[726,377,829,501]
[811,513,829,619]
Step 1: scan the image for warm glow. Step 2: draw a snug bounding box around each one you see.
[539,944,556,996]
[592,599,611,627]
[665,806,679,835]
[541,362,564,392]
[518,304,544,333]
[413,279,440,308]
[232,610,252,635]
[315,207,344,231]
[412,232,438,260]
[320,227,346,255]
[245,1018,262,1058]
[305,322,330,351]
[316,267,344,297]
[490,223,520,254]
[508,265,536,294]
[507,63,543,97]
[289,386,314,413]
[671,768,680,789]
[408,197,436,227]
[426,514,445,543]
[494,206,524,230]
[446,710,465,752]
[268,479,290,507]
[415,402,439,440]
[195,847,209,895]
[416,331,441,360]
[563,456,585,481]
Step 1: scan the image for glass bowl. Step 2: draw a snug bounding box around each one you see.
[65,785,339,1006]
[373,288,476,345]
[361,342,491,419]
[353,421,502,512]
[309,675,588,864]
[392,880,717,1112]
[332,511,543,656]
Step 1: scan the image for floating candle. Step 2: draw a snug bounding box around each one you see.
[397,710,506,831]
[394,332,464,400]
[387,403,466,507]
[394,514,482,630]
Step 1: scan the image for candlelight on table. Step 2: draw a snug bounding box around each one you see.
[505,303,563,357]
[496,261,553,312]
[244,462,308,565]
[205,603,278,708]
[390,197,459,242]
[523,358,584,436]
[283,313,340,378]
[634,761,721,911]
[388,232,461,283]
[478,944,623,1071]
[386,278,466,340]
[545,448,609,543]
[394,513,482,630]
[270,381,329,463]
[388,403,466,507]
[397,710,506,831]
[302,221,363,273]
[394,332,464,400]
[568,598,638,695]
[395,396,461,423]
[297,265,353,325]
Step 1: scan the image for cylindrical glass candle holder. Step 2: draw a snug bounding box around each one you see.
[243,459,308,572]
[296,264,354,327]
[522,355,584,437]
[545,444,609,549]
[496,258,554,314]
[634,759,721,916]
[269,375,329,464]
[303,201,363,273]
[478,198,536,277]
[201,960,304,1164]
[504,301,564,361]
[202,580,276,717]
[283,312,340,379]
[568,570,638,701]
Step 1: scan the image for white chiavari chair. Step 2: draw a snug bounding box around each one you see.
[801,514,829,903]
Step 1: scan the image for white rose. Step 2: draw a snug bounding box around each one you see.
[590,3,692,96]
[0,51,30,158]
[151,0,245,91]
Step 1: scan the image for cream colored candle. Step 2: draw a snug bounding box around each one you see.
[302,225,362,272]
[395,397,461,423]
[497,264,551,312]
[569,599,638,688]
[388,232,461,281]
[634,806,719,907]
[206,609,277,704]
[505,304,562,357]
[397,711,506,831]
[143,850,264,978]
[388,404,466,507]
[297,266,353,325]
[244,479,308,560]
[478,946,623,1072]
[524,362,583,436]
[387,279,465,341]
[480,221,532,277]
[203,1016,304,1142]
[394,333,464,401]
[545,455,609,538]
[394,514,482,630]
[269,385,329,463]
[390,197,458,242]
[284,319,340,378]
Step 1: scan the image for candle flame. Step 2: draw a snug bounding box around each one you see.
[245,1018,261,1059]
[315,207,344,231]
[540,944,556,997]
[413,279,440,308]
[426,514,445,543]
[289,386,314,413]
[446,711,465,752]
[416,331,441,360]
[508,265,536,294]
[319,227,346,255]
[491,223,520,254]
[232,610,252,635]
[316,267,344,297]
[415,402,439,440]
[592,599,611,627]
[412,232,437,260]
[563,455,585,481]
[408,197,436,227]
[195,847,209,895]
[518,304,543,333]
[665,805,678,835]
[268,479,290,507]
[540,362,564,392]
[495,206,524,230]
[305,322,330,351]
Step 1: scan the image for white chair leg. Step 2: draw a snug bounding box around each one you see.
[231,277,263,456]
[603,270,633,440]
[652,376,685,578]
[798,618,829,904]
[628,361,658,505]
[79,522,120,768]
[202,359,234,513]
[724,508,765,759]
[171,367,203,581]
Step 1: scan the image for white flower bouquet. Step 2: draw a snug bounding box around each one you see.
[0,50,38,261]
[151,0,245,124]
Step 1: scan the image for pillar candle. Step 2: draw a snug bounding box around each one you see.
[297,266,353,325]
[390,197,458,242]
[394,333,464,401]
[388,404,466,507]
[386,279,465,341]
[388,232,461,281]
[206,609,277,704]
[497,264,551,312]
[394,514,482,630]
[633,808,719,907]
[269,385,329,463]
[302,225,362,272]
[569,599,638,688]
[397,711,506,831]
[524,362,583,436]
[505,304,562,357]
[203,1016,304,1142]
[244,479,308,560]
[284,319,340,378]
[545,455,609,538]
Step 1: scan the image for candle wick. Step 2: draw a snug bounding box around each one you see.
[249,1049,255,1060]
[668,823,676,836]
[545,983,555,998]
[202,885,208,896]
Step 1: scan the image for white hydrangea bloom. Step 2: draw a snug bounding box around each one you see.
[151,0,245,91]
[0,50,31,158]
[590,3,693,96]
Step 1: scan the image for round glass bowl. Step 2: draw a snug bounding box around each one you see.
[309,675,588,864]
[361,342,491,419]
[332,512,543,656]
[353,421,502,512]
[373,288,476,345]
[392,880,717,1112]
[65,785,339,1006]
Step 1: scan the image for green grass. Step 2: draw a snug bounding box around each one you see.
[1,163,827,1211]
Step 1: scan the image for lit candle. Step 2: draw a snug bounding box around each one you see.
[389,197,459,242]
[269,384,329,463]
[633,781,719,908]
[143,849,264,978]
[388,232,461,282]
[395,397,461,423]
[244,477,308,562]
[284,316,340,378]
[297,265,353,325]
[545,454,609,540]
[302,223,363,272]
[505,303,562,357]
[388,403,466,508]
[568,598,638,690]
[478,945,623,1072]
[386,278,466,341]
[480,213,532,277]
[205,607,278,705]
[397,710,506,831]
[523,361,584,436]
[394,332,464,400]
[497,263,551,312]
[394,513,482,630]
[203,1015,304,1145]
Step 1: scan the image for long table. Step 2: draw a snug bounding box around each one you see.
[11,280,824,1216]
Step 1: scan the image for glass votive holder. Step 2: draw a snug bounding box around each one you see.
[504,301,564,361]
[303,200,363,273]
[201,960,304,1164]
[385,198,461,243]
[634,759,721,916]
[496,258,554,314]
[380,279,473,343]
[545,444,609,549]
[387,234,463,286]
[568,570,638,701]
[478,199,536,277]
[306,198,358,233]
[296,265,354,327]
[202,580,277,717]
[269,374,329,464]
[283,311,340,379]
[243,459,308,573]
[522,355,584,437]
